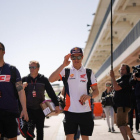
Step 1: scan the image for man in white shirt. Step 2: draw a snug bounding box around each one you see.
[49,47,99,140]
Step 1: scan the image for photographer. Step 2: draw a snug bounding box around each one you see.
[130,64,140,120]
[110,64,135,140]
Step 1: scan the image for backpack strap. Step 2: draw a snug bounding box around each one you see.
[86,68,92,95]
[10,65,19,99]
[86,68,94,114]
[62,68,70,107]
[10,65,17,84]
[64,68,70,85]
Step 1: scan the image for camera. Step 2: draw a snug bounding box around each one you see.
[132,65,140,78]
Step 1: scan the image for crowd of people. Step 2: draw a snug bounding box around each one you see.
[101,63,140,140]
[0,42,139,140]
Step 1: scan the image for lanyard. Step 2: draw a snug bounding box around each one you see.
[0,63,5,75]
[31,79,37,90]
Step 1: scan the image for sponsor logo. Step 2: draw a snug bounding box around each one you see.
[0,75,11,82]
[80,80,86,82]
[70,74,74,78]
[80,74,86,79]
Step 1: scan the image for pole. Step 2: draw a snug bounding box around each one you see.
[111,0,113,70]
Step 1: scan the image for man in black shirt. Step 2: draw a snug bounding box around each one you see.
[130,64,140,133]
[21,61,60,140]
[0,42,29,140]
[110,64,135,140]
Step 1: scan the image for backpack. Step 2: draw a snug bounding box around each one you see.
[10,65,23,111]
[10,65,19,99]
[58,68,92,109]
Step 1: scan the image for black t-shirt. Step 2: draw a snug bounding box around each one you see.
[114,74,132,108]
[22,74,59,110]
[0,63,21,118]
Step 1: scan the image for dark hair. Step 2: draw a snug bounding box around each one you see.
[29,61,40,68]
[0,42,5,51]
[121,64,130,73]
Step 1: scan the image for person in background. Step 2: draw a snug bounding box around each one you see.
[101,81,115,132]
[0,42,28,140]
[19,61,60,140]
[110,64,135,140]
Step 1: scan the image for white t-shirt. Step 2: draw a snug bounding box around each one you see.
[59,65,97,113]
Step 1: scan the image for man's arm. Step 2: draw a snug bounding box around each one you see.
[49,64,65,82]
[49,54,71,82]
[110,70,122,91]
[15,81,29,121]
[80,85,99,103]
[90,85,99,98]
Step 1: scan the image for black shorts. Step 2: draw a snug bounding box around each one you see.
[0,114,17,138]
[63,111,94,136]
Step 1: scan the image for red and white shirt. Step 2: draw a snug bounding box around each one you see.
[59,65,97,113]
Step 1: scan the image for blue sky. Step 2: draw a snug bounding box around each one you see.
[0,0,99,85]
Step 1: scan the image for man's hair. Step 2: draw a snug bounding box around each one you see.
[29,61,40,68]
[120,63,130,74]
[0,42,5,51]
[105,81,111,86]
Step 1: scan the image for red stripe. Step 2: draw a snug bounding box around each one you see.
[64,93,70,111]
[90,83,97,87]
[59,74,62,80]
[27,131,34,138]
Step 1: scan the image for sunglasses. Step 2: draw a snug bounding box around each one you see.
[71,55,83,60]
[106,84,111,87]
[29,66,38,69]
[0,48,3,51]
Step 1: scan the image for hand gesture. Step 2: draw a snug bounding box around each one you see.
[63,54,71,67]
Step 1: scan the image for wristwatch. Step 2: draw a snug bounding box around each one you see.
[89,94,92,99]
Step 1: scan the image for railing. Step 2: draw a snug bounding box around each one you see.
[84,0,115,66]
[95,20,140,78]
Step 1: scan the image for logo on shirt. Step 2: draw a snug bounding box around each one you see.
[0,75,11,82]
[70,74,74,78]
[80,80,86,82]
[69,74,75,80]
[80,74,86,79]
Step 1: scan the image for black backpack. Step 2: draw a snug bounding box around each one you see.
[58,68,92,109]
[10,65,23,111]
[10,65,19,99]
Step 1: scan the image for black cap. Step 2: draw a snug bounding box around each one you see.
[70,47,83,55]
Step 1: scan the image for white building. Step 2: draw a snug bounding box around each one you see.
[83,0,140,101]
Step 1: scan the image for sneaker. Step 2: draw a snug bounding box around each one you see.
[136,129,140,133]
[17,127,21,136]
[27,120,35,138]
[17,118,27,138]
[108,128,111,132]
[112,127,115,133]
